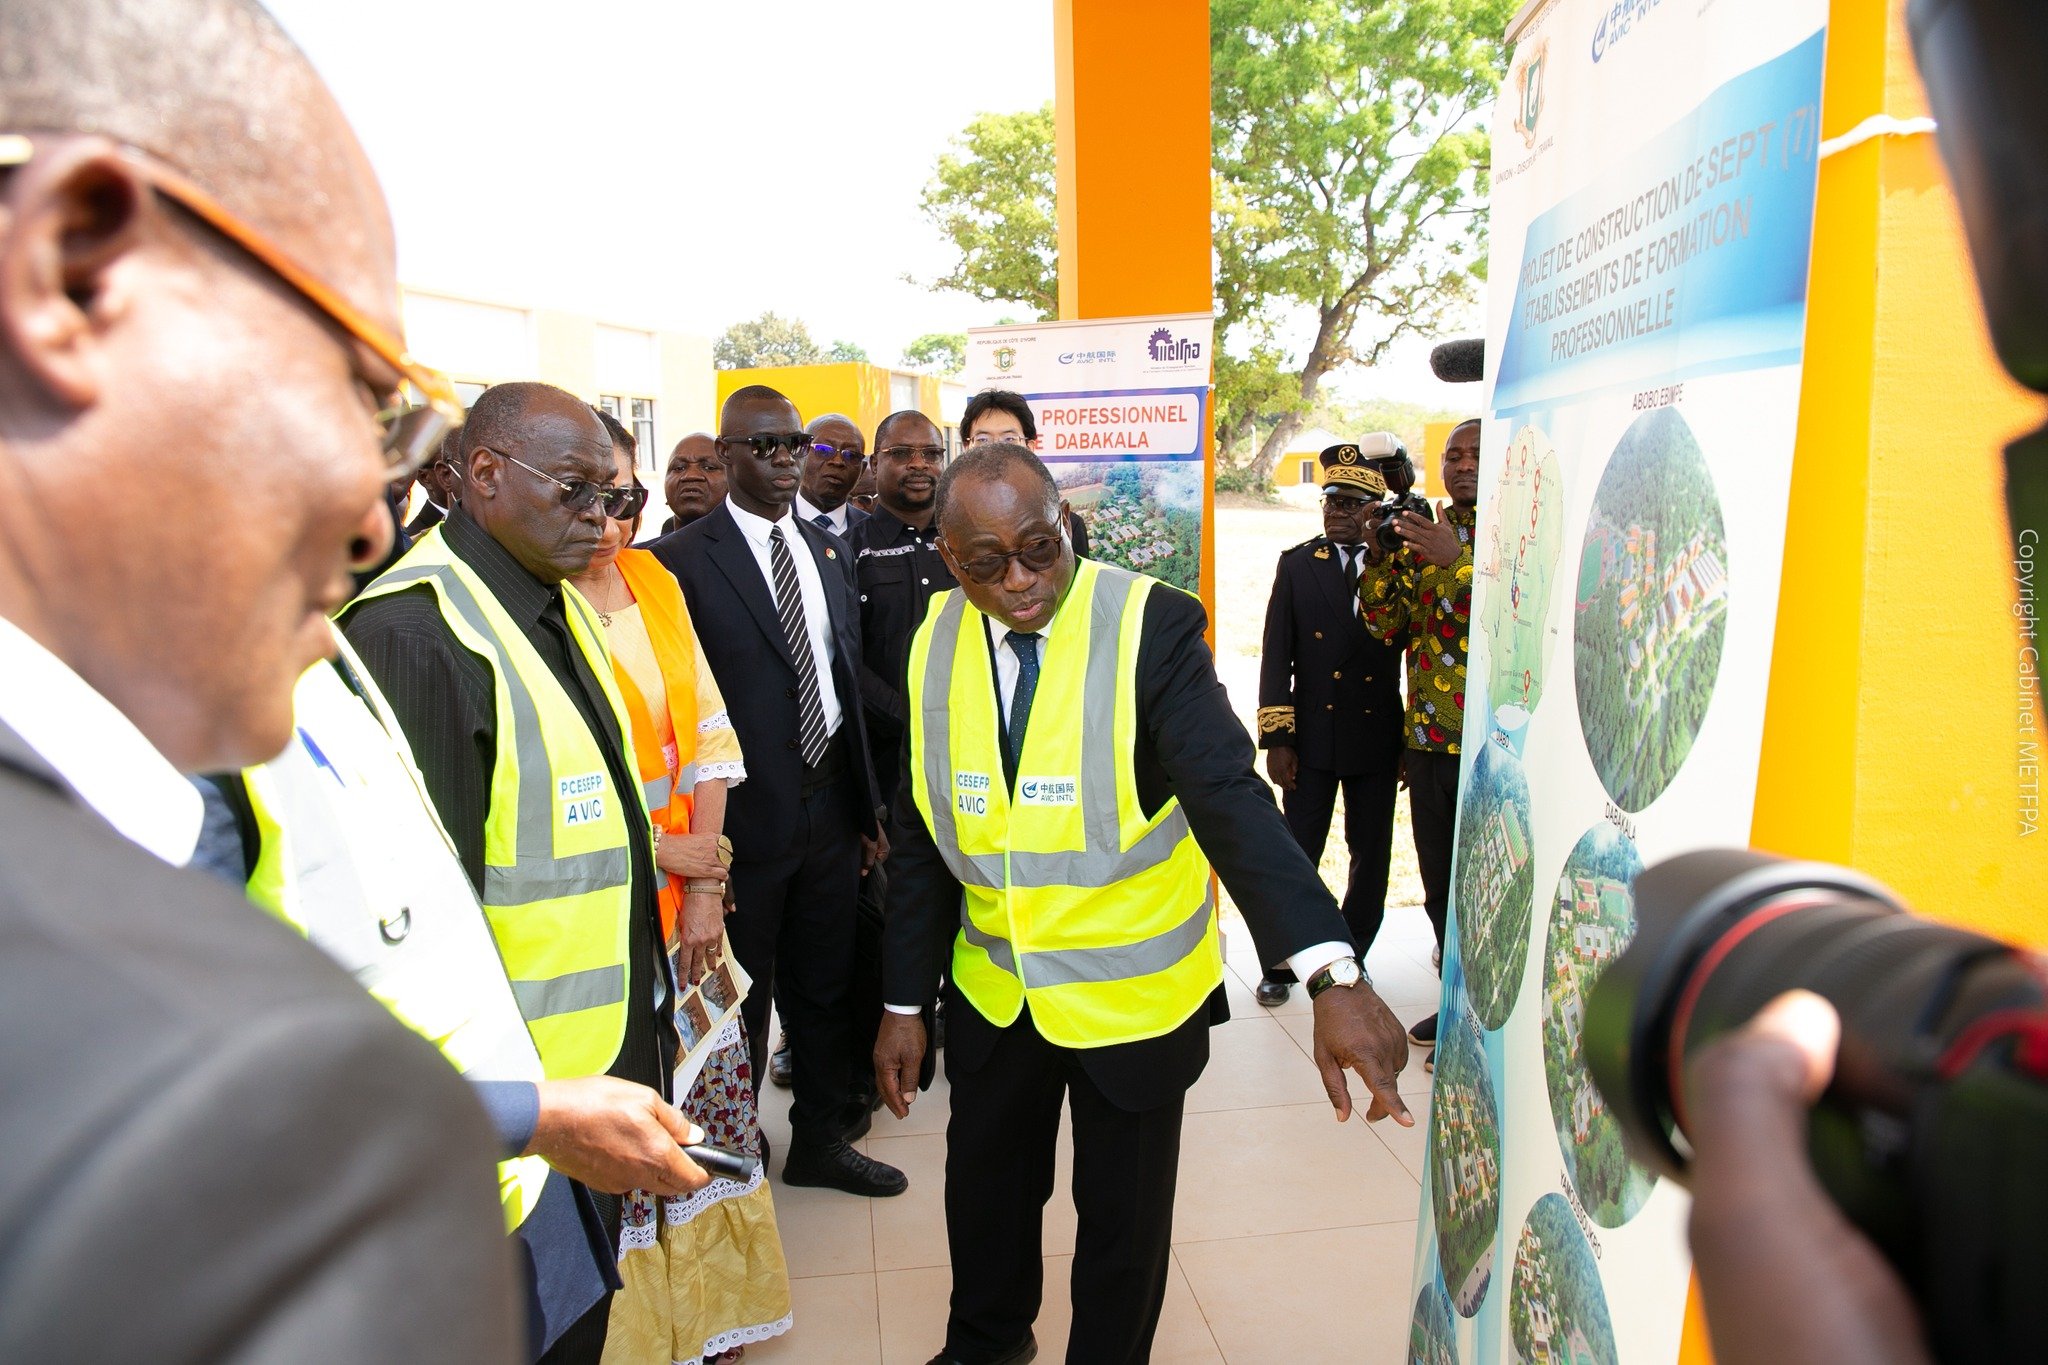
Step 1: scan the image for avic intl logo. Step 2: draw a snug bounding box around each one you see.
[1146,328,1202,363]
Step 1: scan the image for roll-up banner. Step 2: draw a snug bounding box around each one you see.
[1409,2,1828,1362]
[963,314,1214,598]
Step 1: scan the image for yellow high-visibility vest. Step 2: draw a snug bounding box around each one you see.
[242,633,551,1230]
[907,559,1221,1048]
[345,527,644,1081]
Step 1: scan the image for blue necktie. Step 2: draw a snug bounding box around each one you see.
[813,512,834,530]
[1006,631,1041,769]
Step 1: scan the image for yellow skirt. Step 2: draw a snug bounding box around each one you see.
[601,1020,792,1364]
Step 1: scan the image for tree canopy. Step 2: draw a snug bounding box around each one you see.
[912,102,1059,320]
[901,332,968,374]
[713,311,826,370]
[913,3,1514,481]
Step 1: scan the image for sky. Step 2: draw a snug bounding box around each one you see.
[268,0,1471,408]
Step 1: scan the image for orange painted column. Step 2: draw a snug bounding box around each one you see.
[1053,0,1217,625]
[1682,1,2048,1359]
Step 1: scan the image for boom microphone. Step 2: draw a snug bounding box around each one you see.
[1429,337,1486,384]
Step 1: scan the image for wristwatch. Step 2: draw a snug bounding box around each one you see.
[1305,956,1367,1000]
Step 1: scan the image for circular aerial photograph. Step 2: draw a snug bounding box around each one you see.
[1509,1195,1619,1365]
[1451,739,1536,1029]
[1429,1005,1502,1317]
[1479,423,1564,736]
[1409,1278,1458,1365]
[1541,823,1657,1226]
[1573,406,1729,811]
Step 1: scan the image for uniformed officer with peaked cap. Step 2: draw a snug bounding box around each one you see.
[1252,439,1408,1005]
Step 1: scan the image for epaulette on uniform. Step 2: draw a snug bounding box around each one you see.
[1281,534,1329,557]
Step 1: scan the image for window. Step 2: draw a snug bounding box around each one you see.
[598,394,624,420]
[631,398,657,475]
[1299,458,1315,484]
[454,381,488,408]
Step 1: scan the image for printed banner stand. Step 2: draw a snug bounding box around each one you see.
[1408,2,1829,1362]
[964,314,1215,619]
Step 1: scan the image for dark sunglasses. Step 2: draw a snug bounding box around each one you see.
[497,451,647,518]
[949,529,1065,585]
[808,441,867,465]
[1322,493,1374,512]
[719,432,814,459]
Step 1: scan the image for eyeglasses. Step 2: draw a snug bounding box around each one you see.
[496,450,648,519]
[1322,493,1374,513]
[808,441,866,465]
[0,133,461,475]
[965,431,1039,449]
[948,529,1066,585]
[718,432,814,460]
[877,445,945,464]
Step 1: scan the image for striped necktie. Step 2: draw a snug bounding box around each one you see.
[769,526,829,766]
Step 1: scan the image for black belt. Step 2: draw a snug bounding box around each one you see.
[800,729,848,796]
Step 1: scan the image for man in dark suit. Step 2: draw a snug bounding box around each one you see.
[0,0,517,1355]
[873,444,1412,1365]
[796,411,871,538]
[648,385,907,1198]
[1252,440,1408,1006]
[406,435,462,537]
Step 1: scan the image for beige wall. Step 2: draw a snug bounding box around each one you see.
[400,287,714,476]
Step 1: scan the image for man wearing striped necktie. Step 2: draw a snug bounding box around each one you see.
[650,386,906,1199]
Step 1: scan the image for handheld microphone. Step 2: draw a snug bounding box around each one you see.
[1429,337,1487,384]
[683,1142,761,1183]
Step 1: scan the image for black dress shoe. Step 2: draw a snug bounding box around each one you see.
[781,1136,907,1197]
[768,1033,793,1088]
[923,1333,1037,1365]
[1407,1012,1438,1046]
[1254,975,1291,1007]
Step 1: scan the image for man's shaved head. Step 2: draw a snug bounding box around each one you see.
[0,0,394,324]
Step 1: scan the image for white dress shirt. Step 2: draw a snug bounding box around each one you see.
[794,491,853,538]
[0,612,204,867]
[724,496,844,736]
[885,614,1353,1014]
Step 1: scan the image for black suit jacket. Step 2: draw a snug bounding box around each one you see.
[1257,537,1404,775]
[883,584,1352,1112]
[647,502,882,851]
[0,724,519,1362]
[405,500,446,539]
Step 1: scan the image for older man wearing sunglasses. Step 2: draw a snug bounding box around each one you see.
[344,381,693,1361]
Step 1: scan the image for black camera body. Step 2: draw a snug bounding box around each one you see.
[1372,490,1434,551]
[1585,849,2048,1364]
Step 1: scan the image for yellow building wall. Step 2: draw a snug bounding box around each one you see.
[1273,450,1324,488]
[713,363,950,441]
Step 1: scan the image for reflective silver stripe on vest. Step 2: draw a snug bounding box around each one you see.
[958,884,1214,988]
[368,564,631,907]
[958,908,1018,975]
[643,775,672,812]
[510,963,628,1019]
[923,566,1188,890]
[919,593,1004,888]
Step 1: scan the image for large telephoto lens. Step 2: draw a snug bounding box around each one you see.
[1585,849,2040,1185]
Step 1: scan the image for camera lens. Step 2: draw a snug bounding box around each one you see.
[1585,849,2038,1182]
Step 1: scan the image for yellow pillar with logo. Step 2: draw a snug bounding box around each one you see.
[1053,0,1218,627]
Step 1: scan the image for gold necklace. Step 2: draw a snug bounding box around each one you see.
[582,567,631,627]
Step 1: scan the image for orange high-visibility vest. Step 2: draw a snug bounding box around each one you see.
[613,547,705,941]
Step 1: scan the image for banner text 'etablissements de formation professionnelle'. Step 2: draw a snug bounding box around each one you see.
[1518,103,1820,364]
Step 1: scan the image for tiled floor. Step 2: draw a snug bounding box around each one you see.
[746,911,1442,1365]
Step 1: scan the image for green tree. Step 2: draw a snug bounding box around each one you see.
[828,339,869,363]
[912,103,1059,319]
[1214,0,1513,479]
[901,332,968,374]
[714,311,825,369]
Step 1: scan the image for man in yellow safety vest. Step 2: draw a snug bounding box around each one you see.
[874,443,1413,1365]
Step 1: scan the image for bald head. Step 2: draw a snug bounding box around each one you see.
[0,0,393,320]
[802,413,865,513]
[460,382,608,473]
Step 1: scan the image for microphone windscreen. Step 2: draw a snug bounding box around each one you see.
[1429,337,1487,384]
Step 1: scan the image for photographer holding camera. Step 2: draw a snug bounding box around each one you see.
[1356,420,1481,1064]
